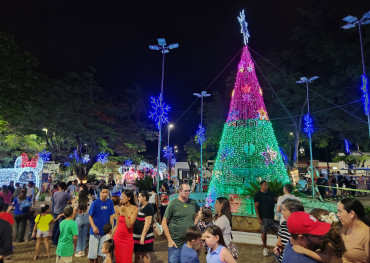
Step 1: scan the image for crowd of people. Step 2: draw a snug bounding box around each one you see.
[0,178,369,263]
[298,172,368,199]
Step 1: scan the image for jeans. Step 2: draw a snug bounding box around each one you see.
[14,213,29,242]
[52,213,65,245]
[168,245,182,263]
[75,213,90,252]
[332,187,337,198]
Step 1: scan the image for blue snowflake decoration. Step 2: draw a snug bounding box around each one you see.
[303,114,313,137]
[237,10,250,45]
[196,124,206,144]
[73,149,80,163]
[228,109,239,121]
[220,147,234,162]
[39,150,51,162]
[64,162,71,167]
[361,75,369,115]
[149,94,171,129]
[124,159,133,167]
[163,147,174,159]
[171,158,177,166]
[97,152,109,164]
[81,155,90,164]
[344,139,351,154]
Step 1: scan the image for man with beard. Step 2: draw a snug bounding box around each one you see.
[282,211,331,263]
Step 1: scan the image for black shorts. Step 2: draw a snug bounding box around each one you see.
[261,218,279,233]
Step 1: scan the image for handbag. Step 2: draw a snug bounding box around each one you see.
[228,233,239,259]
[153,221,163,236]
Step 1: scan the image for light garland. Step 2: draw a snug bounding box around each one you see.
[206,45,290,212]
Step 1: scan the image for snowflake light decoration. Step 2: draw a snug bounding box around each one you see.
[237,9,250,45]
[163,147,173,159]
[344,139,351,154]
[303,114,313,136]
[73,149,80,163]
[149,94,171,129]
[196,124,206,144]
[171,158,177,166]
[64,162,71,167]
[361,75,369,115]
[39,150,51,162]
[97,152,109,164]
[246,63,254,72]
[124,159,133,167]
[261,145,278,165]
[82,155,90,164]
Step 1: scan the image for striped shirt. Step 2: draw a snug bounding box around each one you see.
[278,221,290,263]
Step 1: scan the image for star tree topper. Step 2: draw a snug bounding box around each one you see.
[237,10,250,45]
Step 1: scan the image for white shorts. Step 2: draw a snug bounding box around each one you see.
[37,229,50,237]
[88,235,107,259]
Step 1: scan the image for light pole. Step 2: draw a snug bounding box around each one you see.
[149,38,179,194]
[193,91,211,192]
[167,124,174,177]
[341,11,370,138]
[297,76,318,197]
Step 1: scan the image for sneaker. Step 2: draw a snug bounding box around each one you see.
[75,252,84,257]
[263,248,269,256]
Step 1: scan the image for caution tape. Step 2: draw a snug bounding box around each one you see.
[316,185,370,193]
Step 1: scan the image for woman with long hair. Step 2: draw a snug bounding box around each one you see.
[337,198,370,263]
[112,190,138,263]
[11,188,31,242]
[205,225,236,263]
[214,197,232,248]
[133,190,155,263]
[72,189,91,257]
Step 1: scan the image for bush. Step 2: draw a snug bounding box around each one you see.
[39,193,46,201]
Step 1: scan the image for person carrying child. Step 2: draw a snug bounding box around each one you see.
[55,206,78,263]
[205,225,236,263]
[180,226,202,263]
[32,204,63,260]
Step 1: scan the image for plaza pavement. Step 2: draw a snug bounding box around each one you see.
[8,236,276,263]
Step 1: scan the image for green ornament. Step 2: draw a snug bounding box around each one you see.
[244,143,255,156]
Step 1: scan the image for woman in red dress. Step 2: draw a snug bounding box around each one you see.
[112,190,138,263]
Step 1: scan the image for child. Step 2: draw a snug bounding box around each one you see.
[180,226,202,263]
[194,206,214,253]
[56,206,78,263]
[292,209,346,263]
[101,239,115,263]
[32,204,63,260]
[205,225,236,263]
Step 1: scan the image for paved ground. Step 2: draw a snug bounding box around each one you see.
[7,237,276,263]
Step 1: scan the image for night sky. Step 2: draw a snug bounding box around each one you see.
[0,1,364,160]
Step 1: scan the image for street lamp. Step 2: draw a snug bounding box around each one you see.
[167,124,174,177]
[193,91,211,192]
[42,128,48,135]
[297,76,318,197]
[149,38,179,194]
[341,11,370,138]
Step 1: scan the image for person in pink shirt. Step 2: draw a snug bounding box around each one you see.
[0,186,12,205]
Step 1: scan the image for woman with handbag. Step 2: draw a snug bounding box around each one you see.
[214,197,238,259]
[11,188,32,242]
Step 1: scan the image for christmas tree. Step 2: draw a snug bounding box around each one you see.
[206,11,290,213]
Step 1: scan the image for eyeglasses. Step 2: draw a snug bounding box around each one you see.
[182,190,191,193]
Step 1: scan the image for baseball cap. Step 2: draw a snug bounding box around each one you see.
[287,211,331,236]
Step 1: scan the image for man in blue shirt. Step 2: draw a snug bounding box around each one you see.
[88,186,115,263]
[282,211,331,263]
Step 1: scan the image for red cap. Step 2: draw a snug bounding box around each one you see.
[287,212,331,236]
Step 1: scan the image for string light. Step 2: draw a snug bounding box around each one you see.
[163,147,174,159]
[196,125,206,144]
[39,150,51,162]
[97,152,109,164]
[303,114,314,136]
[344,139,351,154]
[361,75,369,115]
[206,45,290,212]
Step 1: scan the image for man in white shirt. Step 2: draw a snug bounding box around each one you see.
[276,184,300,223]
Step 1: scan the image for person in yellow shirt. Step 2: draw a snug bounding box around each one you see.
[32,204,63,260]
